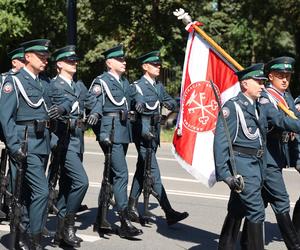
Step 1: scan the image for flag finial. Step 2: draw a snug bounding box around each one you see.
[173,8,192,26]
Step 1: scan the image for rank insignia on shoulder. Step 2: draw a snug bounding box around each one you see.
[92,84,101,95]
[2,82,13,93]
[259,97,270,104]
[222,107,230,118]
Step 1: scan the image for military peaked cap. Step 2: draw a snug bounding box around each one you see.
[102,45,124,59]
[7,47,24,60]
[235,63,267,81]
[138,50,160,64]
[52,45,79,62]
[20,39,50,53]
[265,56,295,74]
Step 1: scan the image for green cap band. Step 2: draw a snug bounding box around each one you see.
[241,70,264,80]
[11,52,24,60]
[25,45,48,52]
[270,63,292,70]
[56,51,76,61]
[142,56,160,64]
[106,50,124,59]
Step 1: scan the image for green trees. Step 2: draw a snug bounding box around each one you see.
[0,0,299,95]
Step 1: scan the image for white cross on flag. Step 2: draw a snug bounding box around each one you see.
[172,22,240,187]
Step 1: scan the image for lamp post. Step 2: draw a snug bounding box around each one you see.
[67,0,77,46]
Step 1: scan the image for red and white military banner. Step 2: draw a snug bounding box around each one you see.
[172,23,240,187]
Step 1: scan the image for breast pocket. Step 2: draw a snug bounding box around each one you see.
[27,89,41,102]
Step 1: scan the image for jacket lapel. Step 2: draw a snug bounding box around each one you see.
[57,76,76,95]
[238,93,256,118]
[143,76,158,96]
[20,69,42,92]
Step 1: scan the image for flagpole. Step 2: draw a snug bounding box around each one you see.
[192,25,243,71]
[173,8,297,120]
[173,8,243,71]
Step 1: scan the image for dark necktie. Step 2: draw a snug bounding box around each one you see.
[36,77,42,88]
[71,80,76,90]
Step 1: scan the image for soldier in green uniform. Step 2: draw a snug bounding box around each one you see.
[214,64,268,250]
[90,45,144,238]
[127,51,189,225]
[259,57,300,249]
[0,48,26,221]
[0,47,25,142]
[0,39,67,249]
[49,45,101,247]
[0,47,25,88]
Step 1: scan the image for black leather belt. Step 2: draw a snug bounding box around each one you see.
[270,132,290,143]
[233,145,264,158]
[16,120,50,128]
[103,112,119,117]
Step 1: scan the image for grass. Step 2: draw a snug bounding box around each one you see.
[160,127,175,142]
[84,127,175,143]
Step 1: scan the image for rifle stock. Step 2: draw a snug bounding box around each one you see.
[95,117,115,232]
[10,126,28,250]
[47,122,70,216]
[0,148,9,218]
[143,116,159,218]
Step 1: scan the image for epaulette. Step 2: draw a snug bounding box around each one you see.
[295,97,300,105]
[229,96,239,102]
[7,71,16,76]
[259,97,270,104]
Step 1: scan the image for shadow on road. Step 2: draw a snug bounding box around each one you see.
[264,221,284,246]
[155,216,219,250]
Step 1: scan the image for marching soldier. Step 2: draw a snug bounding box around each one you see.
[90,44,144,239]
[220,59,300,250]
[260,56,300,249]
[127,51,189,225]
[292,96,300,238]
[214,64,268,250]
[1,47,25,87]
[0,48,25,142]
[49,45,101,247]
[0,39,64,249]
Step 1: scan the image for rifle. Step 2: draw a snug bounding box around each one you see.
[47,122,70,216]
[10,126,28,250]
[143,116,159,218]
[0,148,9,219]
[94,117,115,234]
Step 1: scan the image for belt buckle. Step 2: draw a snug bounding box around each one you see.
[282,133,289,143]
[256,149,264,158]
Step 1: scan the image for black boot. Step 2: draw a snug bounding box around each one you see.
[293,199,300,237]
[240,218,248,249]
[128,197,140,223]
[30,233,42,250]
[276,212,300,250]
[159,187,189,225]
[61,213,80,248]
[118,209,143,239]
[93,207,112,233]
[242,221,264,250]
[15,231,29,250]
[218,213,242,250]
[53,217,64,246]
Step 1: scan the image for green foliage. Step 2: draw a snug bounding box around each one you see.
[1,0,300,95]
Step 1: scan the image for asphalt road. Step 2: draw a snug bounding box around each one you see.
[0,137,298,249]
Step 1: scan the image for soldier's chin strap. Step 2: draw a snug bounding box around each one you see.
[209,80,244,193]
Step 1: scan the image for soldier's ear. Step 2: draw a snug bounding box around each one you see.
[141,63,148,72]
[268,72,274,81]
